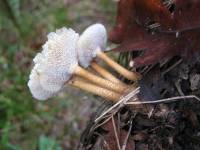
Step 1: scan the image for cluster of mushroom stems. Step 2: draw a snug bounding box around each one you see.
[28,24,141,102]
[69,55,140,101]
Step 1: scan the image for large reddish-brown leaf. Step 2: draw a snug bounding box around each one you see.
[109,0,200,67]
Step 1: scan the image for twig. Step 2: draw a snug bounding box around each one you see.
[121,119,133,150]
[117,113,121,135]
[94,132,112,150]
[94,115,113,130]
[125,95,200,105]
[112,116,121,150]
[161,58,183,76]
[93,106,125,131]
[95,87,140,122]
[175,80,185,96]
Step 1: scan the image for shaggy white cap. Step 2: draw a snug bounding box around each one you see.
[28,67,54,100]
[77,23,107,68]
[28,27,79,99]
[36,27,79,92]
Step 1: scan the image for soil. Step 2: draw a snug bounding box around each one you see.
[78,55,200,150]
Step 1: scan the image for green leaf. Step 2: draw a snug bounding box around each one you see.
[7,143,22,150]
[39,135,62,150]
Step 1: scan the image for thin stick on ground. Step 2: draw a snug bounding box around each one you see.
[122,119,133,150]
[94,115,114,130]
[112,116,121,150]
[93,132,112,150]
[95,87,140,123]
[125,95,200,105]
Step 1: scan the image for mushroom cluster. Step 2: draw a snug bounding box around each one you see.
[28,24,140,102]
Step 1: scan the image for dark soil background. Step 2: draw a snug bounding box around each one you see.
[79,56,200,150]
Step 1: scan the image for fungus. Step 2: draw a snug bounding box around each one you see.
[90,61,124,85]
[28,67,120,101]
[33,27,79,92]
[28,67,54,100]
[28,27,127,101]
[77,23,141,81]
[77,24,125,85]
[69,77,121,102]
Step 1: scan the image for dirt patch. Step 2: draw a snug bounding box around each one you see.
[79,56,200,150]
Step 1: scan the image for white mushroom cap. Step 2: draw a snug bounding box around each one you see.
[77,23,107,68]
[28,67,54,100]
[29,27,79,93]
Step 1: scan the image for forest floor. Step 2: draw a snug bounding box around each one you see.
[0,0,116,149]
[79,55,200,150]
[1,1,200,150]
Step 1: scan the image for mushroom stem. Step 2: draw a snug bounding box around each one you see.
[69,77,121,102]
[74,66,128,94]
[90,61,128,87]
[96,51,141,81]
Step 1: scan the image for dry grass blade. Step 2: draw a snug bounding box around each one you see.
[125,95,200,105]
[93,132,112,150]
[94,115,113,130]
[112,116,121,150]
[121,119,133,150]
[95,87,140,123]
